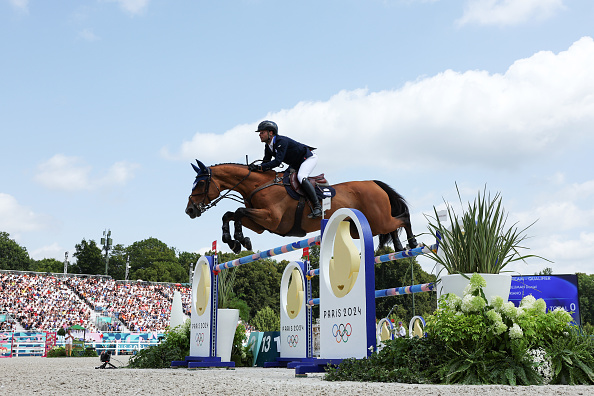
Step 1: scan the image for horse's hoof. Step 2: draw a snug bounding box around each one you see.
[222,233,232,244]
[242,237,252,251]
[408,239,419,249]
[229,240,242,254]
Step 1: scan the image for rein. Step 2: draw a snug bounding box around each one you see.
[245,173,284,207]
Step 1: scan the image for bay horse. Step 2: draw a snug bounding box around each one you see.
[185,160,418,254]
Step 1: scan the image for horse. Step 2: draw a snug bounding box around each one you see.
[185,160,418,254]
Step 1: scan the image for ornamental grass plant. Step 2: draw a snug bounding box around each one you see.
[426,185,547,275]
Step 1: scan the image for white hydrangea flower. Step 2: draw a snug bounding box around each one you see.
[491,296,504,310]
[461,294,474,313]
[461,294,485,312]
[533,298,547,314]
[509,323,523,339]
[520,295,536,309]
[470,273,487,287]
[463,284,474,296]
[502,301,518,319]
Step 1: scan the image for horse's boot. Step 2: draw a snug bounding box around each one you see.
[301,178,322,218]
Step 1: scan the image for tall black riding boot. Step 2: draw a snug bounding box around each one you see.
[301,178,322,218]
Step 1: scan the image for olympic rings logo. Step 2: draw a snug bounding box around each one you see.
[195,332,205,346]
[287,335,299,347]
[332,323,352,343]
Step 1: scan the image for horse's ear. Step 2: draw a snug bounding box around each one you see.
[195,159,208,173]
[191,163,201,174]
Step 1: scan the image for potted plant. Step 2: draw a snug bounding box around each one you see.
[425,185,548,303]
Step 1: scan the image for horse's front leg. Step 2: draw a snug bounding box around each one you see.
[232,208,253,252]
[222,211,242,254]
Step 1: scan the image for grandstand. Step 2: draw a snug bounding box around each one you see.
[0,271,191,333]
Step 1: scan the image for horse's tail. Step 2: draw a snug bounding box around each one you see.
[373,180,410,249]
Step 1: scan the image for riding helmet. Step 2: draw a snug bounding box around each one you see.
[255,120,278,135]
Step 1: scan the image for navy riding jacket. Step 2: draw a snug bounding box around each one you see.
[260,135,315,171]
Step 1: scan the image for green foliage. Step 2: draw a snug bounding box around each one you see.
[218,261,238,309]
[425,185,546,274]
[128,319,190,368]
[30,258,64,273]
[232,256,283,319]
[374,249,437,322]
[546,328,594,384]
[77,347,98,357]
[105,244,128,280]
[56,328,66,337]
[325,337,447,383]
[426,274,573,354]
[128,238,186,282]
[231,322,254,367]
[178,251,200,283]
[441,348,542,385]
[46,346,97,358]
[250,306,280,332]
[72,239,104,275]
[0,231,30,271]
[46,346,67,357]
[578,273,594,326]
[227,297,250,322]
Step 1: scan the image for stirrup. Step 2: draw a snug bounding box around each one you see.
[308,206,322,219]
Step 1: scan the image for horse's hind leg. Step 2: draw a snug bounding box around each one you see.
[222,211,242,254]
[401,214,418,249]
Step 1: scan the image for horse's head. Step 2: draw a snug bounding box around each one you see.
[186,160,219,218]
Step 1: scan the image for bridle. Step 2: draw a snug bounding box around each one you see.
[187,167,253,215]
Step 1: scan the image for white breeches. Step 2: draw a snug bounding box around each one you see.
[298,153,318,182]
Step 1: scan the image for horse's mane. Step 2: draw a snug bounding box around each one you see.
[211,162,247,167]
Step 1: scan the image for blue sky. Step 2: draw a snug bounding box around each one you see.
[2,0,593,277]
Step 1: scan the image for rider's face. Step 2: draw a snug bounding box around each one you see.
[259,130,273,143]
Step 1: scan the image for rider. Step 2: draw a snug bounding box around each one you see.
[248,120,322,218]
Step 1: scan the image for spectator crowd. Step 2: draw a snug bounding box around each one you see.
[0,272,191,333]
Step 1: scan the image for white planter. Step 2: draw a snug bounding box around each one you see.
[216,308,239,362]
[438,273,512,304]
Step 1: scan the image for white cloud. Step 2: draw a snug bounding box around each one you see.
[457,0,566,26]
[78,28,100,42]
[103,0,149,15]
[30,243,63,261]
[8,0,28,12]
[34,154,140,191]
[0,193,51,236]
[165,37,594,174]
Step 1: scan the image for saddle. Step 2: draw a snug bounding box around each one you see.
[283,169,336,201]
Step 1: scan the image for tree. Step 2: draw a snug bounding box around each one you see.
[178,251,200,283]
[578,273,594,326]
[30,258,64,273]
[374,246,437,323]
[0,231,30,271]
[107,244,128,280]
[250,306,280,332]
[128,237,186,283]
[231,254,284,319]
[72,239,103,275]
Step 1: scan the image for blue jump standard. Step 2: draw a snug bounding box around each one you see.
[171,356,235,369]
[263,357,343,375]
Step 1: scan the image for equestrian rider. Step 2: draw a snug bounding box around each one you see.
[248,120,322,218]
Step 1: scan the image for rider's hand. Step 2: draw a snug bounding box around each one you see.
[248,164,261,172]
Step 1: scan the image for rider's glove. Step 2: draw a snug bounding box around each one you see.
[248,164,261,172]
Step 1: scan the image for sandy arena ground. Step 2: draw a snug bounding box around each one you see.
[0,356,592,395]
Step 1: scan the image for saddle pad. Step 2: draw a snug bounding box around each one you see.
[283,170,336,201]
